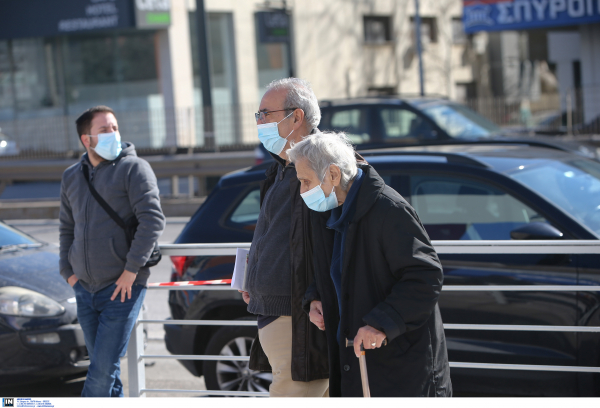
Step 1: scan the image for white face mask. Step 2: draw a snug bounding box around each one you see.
[256,111,294,155]
[90,131,122,161]
[300,165,339,212]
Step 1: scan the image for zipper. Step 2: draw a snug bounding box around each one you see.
[83,164,99,288]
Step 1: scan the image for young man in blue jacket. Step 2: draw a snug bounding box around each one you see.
[59,106,165,397]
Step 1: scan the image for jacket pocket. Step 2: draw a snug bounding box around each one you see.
[109,237,127,263]
[67,239,87,280]
[87,236,127,283]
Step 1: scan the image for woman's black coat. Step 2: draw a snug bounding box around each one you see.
[303,164,452,397]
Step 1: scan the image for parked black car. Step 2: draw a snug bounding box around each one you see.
[0,221,88,385]
[165,143,600,396]
[318,97,598,159]
[254,97,598,166]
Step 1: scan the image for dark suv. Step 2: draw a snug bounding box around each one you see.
[165,143,600,396]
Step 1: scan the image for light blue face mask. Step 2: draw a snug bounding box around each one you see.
[300,165,339,212]
[91,131,122,161]
[256,111,294,155]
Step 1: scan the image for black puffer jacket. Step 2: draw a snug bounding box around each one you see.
[303,164,452,397]
[248,154,329,382]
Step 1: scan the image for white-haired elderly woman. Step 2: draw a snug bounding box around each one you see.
[287,132,452,397]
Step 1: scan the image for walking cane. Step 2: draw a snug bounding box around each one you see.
[346,338,387,398]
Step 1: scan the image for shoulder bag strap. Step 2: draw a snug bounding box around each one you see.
[81,165,127,231]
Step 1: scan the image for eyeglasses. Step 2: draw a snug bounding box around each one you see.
[255,108,298,122]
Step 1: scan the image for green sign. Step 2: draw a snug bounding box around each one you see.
[135,0,171,29]
[257,11,290,43]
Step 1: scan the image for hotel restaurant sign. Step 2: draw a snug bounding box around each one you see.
[0,0,171,40]
[463,0,600,33]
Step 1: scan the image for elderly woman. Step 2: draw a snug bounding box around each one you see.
[287,132,452,397]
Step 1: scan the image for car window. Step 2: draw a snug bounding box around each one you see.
[508,159,600,236]
[326,108,371,144]
[0,223,38,247]
[229,188,261,225]
[410,175,546,240]
[421,103,499,139]
[379,108,437,141]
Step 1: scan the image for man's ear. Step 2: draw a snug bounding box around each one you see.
[293,108,305,126]
[80,135,90,149]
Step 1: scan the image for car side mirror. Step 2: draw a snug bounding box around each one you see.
[510,222,564,240]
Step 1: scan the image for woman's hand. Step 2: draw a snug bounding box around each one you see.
[353,325,386,357]
[309,300,325,331]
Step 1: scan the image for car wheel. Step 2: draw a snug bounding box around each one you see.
[203,323,272,394]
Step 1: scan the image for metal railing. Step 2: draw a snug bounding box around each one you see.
[126,241,600,397]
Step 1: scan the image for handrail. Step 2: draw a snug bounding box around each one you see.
[159,240,600,256]
[148,283,600,292]
[126,242,600,397]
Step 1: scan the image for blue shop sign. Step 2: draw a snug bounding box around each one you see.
[463,0,600,33]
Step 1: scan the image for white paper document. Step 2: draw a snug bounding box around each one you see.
[231,248,250,290]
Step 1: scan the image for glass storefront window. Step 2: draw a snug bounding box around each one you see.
[189,12,238,146]
[64,31,159,111]
[254,14,290,97]
[0,41,13,113]
[0,31,162,153]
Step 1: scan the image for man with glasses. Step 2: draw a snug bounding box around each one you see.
[59,106,165,397]
[239,78,329,397]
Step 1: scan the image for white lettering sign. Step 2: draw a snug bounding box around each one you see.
[136,0,170,11]
[532,0,549,19]
[464,5,495,27]
[549,0,567,18]
[514,1,533,21]
[497,3,514,23]
[58,16,119,32]
[86,3,117,16]
[568,0,586,16]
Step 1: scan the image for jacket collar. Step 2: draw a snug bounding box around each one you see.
[80,141,136,169]
[351,164,386,223]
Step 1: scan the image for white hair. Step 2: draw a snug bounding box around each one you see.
[287,132,358,190]
[266,78,321,130]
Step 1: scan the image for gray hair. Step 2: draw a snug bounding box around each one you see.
[266,78,321,130]
[287,132,358,190]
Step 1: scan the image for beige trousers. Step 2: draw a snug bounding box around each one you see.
[258,315,329,397]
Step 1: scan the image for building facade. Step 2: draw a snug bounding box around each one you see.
[0,0,476,153]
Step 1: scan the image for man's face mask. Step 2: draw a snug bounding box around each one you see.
[90,131,122,161]
[256,111,294,155]
[300,165,339,212]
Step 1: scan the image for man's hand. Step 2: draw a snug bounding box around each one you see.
[353,325,386,357]
[309,300,325,331]
[68,275,79,287]
[238,290,250,304]
[111,270,137,302]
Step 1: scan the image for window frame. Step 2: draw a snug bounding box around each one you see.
[363,15,393,44]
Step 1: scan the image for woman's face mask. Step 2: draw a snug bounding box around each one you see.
[256,111,294,155]
[89,131,122,161]
[300,165,339,212]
